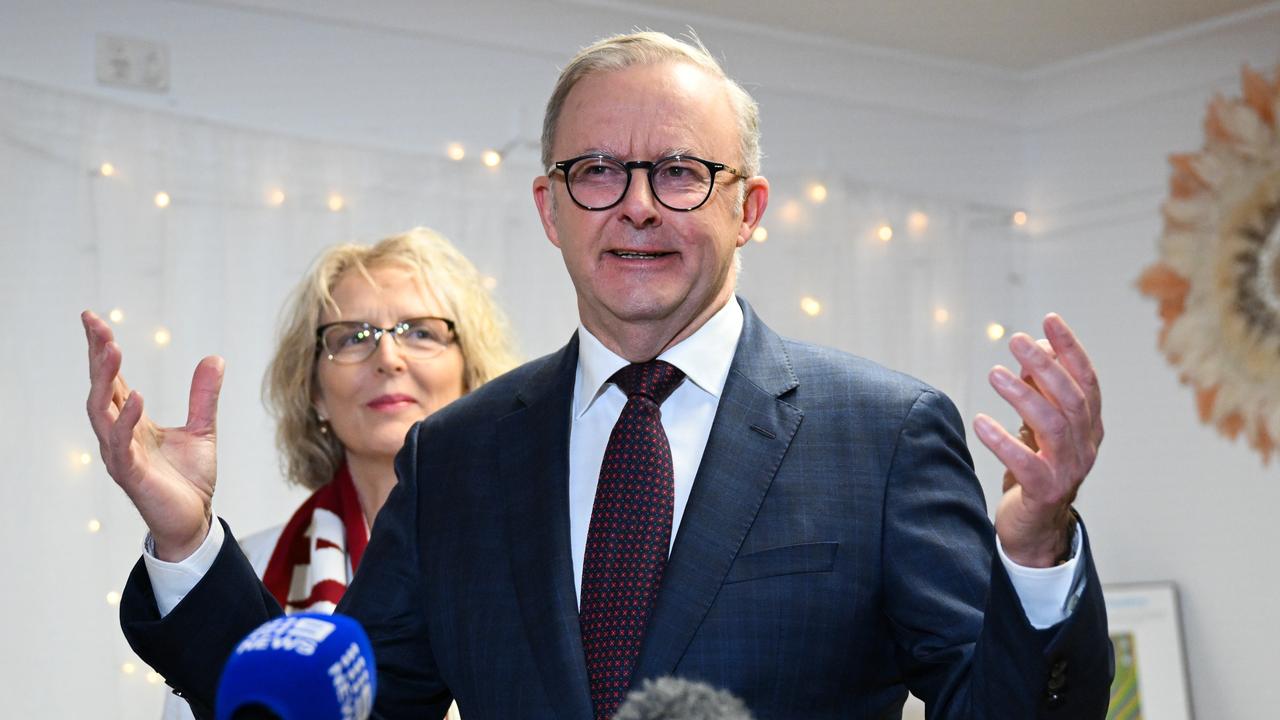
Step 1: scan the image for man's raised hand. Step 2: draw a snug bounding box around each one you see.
[82,310,225,561]
[973,314,1103,568]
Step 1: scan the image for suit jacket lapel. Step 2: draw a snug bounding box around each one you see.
[633,300,804,682]
[501,336,594,720]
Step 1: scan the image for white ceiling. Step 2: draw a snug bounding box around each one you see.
[620,0,1276,71]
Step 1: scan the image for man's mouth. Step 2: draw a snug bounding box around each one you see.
[610,250,673,259]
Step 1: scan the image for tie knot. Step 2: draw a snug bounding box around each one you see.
[610,360,685,404]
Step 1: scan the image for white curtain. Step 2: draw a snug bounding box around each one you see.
[0,74,1022,718]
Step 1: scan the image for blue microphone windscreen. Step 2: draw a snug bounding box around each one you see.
[215,612,376,720]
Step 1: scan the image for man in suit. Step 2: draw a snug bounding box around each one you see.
[93,31,1110,719]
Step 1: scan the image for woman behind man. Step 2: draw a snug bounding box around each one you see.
[82,227,516,720]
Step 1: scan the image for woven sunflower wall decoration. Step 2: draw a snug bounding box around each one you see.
[1139,65,1280,461]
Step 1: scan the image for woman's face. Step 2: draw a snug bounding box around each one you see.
[313,264,466,465]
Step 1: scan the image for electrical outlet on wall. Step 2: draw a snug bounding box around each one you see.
[95,34,169,93]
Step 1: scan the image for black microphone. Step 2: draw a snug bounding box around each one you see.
[215,613,376,720]
[614,677,756,720]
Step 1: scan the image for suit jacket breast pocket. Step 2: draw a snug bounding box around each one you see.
[722,541,839,585]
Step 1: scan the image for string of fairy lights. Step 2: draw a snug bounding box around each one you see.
[88,149,1033,345]
[755,177,1031,341]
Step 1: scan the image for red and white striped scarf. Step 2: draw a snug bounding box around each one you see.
[261,464,369,614]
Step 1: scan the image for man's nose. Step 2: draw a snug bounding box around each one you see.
[616,171,662,228]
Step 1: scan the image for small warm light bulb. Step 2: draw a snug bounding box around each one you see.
[482,275,498,290]
[806,183,828,203]
[153,191,171,209]
[153,327,172,347]
[908,211,929,234]
[446,143,466,161]
[267,188,286,207]
[146,671,164,685]
[79,452,93,466]
[800,296,822,317]
[87,518,102,533]
[877,224,894,242]
[99,162,116,177]
[108,308,125,324]
[751,227,768,243]
[1012,210,1028,227]
[481,150,502,168]
[327,194,345,212]
[121,662,137,675]
[933,307,950,325]
[987,323,1006,341]
[106,591,121,606]
[778,201,802,224]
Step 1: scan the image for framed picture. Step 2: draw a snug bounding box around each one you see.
[1104,582,1194,720]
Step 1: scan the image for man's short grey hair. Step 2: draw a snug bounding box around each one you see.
[540,31,761,179]
[612,677,755,720]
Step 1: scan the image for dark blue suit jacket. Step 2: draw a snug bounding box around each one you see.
[122,299,1112,719]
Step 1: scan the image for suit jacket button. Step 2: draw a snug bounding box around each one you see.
[1051,659,1068,676]
[1047,673,1067,691]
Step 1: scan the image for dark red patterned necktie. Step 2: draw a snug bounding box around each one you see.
[580,359,686,720]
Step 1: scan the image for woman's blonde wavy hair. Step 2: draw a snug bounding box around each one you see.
[264,227,519,490]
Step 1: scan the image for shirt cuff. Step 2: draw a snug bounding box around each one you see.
[996,522,1086,630]
[141,517,224,617]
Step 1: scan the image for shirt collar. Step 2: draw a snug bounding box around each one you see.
[573,297,745,419]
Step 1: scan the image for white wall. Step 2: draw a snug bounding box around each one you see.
[1,0,1276,717]
[0,0,1033,201]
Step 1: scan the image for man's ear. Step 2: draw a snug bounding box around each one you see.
[736,176,770,248]
[532,176,561,249]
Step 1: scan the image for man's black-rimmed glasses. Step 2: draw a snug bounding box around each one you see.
[548,154,745,212]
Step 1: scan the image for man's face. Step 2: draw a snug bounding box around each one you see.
[533,61,767,355]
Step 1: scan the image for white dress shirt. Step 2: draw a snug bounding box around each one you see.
[147,296,1081,628]
[569,295,744,604]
